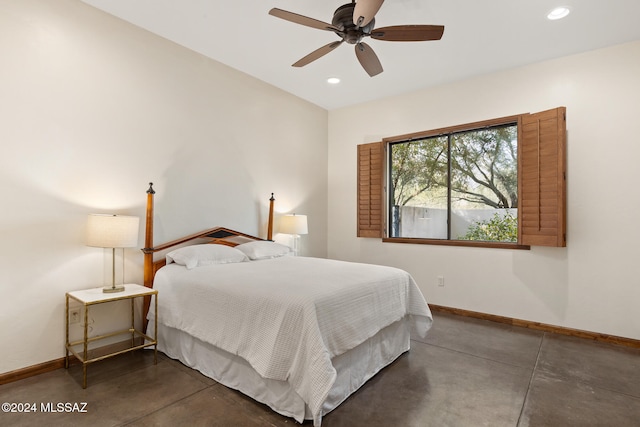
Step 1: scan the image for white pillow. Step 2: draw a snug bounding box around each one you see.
[166,244,249,269]
[236,241,292,260]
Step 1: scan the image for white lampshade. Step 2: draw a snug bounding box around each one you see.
[87,214,140,248]
[280,214,308,235]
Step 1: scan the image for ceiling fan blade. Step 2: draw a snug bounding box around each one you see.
[355,42,383,77]
[292,41,344,67]
[269,8,340,32]
[353,0,384,28]
[371,25,445,42]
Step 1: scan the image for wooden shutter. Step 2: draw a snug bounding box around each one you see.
[519,107,566,247]
[357,142,383,237]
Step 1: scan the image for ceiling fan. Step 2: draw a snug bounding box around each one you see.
[268,0,444,77]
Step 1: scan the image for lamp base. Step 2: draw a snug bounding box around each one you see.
[103,284,125,293]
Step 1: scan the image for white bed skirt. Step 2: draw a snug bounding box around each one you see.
[148,317,411,426]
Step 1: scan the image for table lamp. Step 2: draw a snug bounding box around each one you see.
[280,214,308,256]
[87,214,140,293]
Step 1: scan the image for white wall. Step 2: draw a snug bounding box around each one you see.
[0,0,327,374]
[328,41,640,340]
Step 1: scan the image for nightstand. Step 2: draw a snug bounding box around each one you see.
[65,284,158,388]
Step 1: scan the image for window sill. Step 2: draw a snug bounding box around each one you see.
[382,237,530,250]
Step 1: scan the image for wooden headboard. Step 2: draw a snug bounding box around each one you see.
[140,183,275,321]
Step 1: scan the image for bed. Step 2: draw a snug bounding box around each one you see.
[141,183,433,425]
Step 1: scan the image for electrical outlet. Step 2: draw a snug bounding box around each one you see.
[69,309,81,324]
[437,276,445,287]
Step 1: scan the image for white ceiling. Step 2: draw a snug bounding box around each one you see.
[81,0,640,110]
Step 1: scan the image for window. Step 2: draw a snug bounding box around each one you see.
[389,122,518,243]
[357,108,566,248]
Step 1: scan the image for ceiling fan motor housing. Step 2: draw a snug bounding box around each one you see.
[332,3,375,44]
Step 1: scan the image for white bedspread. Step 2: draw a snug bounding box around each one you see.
[148,256,432,423]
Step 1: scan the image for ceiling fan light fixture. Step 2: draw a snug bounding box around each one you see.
[547,6,570,20]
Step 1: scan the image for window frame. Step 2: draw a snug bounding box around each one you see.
[383,114,527,249]
[356,108,566,249]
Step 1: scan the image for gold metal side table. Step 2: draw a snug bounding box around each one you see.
[65,284,158,388]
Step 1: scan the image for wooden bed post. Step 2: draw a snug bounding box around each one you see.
[143,182,155,289]
[142,183,155,329]
[267,193,275,241]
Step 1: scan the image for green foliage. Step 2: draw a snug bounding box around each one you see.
[450,126,518,209]
[460,211,518,242]
[390,137,448,207]
[391,125,518,210]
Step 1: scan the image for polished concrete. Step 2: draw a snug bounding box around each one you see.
[2,312,639,426]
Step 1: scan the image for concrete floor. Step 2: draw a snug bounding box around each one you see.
[2,312,640,426]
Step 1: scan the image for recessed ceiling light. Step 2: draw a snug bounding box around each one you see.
[327,77,341,84]
[547,6,570,20]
